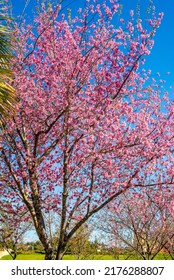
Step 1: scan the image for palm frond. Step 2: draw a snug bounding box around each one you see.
[0,1,16,126]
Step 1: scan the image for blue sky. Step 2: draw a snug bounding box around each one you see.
[121,1,174,78]
[11,0,174,97]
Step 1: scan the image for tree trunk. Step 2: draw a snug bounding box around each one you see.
[56,242,67,260]
[12,251,17,260]
[34,216,55,260]
[31,191,55,260]
[35,225,55,260]
[44,246,55,260]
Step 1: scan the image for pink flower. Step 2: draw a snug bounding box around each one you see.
[130,10,134,17]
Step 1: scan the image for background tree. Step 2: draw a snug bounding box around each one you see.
[0,205,31,259]
[66,223,94,259]
[0,0,173,259]
[163,236,174,260]
[99,189,174,260]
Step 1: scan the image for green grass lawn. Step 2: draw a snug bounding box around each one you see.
[0,253,115,260]
[1,253,45,260]
[0,252,171,260]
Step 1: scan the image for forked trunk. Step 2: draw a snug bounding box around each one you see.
[36,225,55,260]
[31,191,55,260]
[44,246,55,260]
[56,242,67,260]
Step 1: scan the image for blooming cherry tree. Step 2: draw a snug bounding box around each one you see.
[0,204,31,259]
[0,0,174,259]
[100,189,174,259]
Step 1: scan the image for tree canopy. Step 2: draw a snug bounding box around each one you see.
[0,0,174,259]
